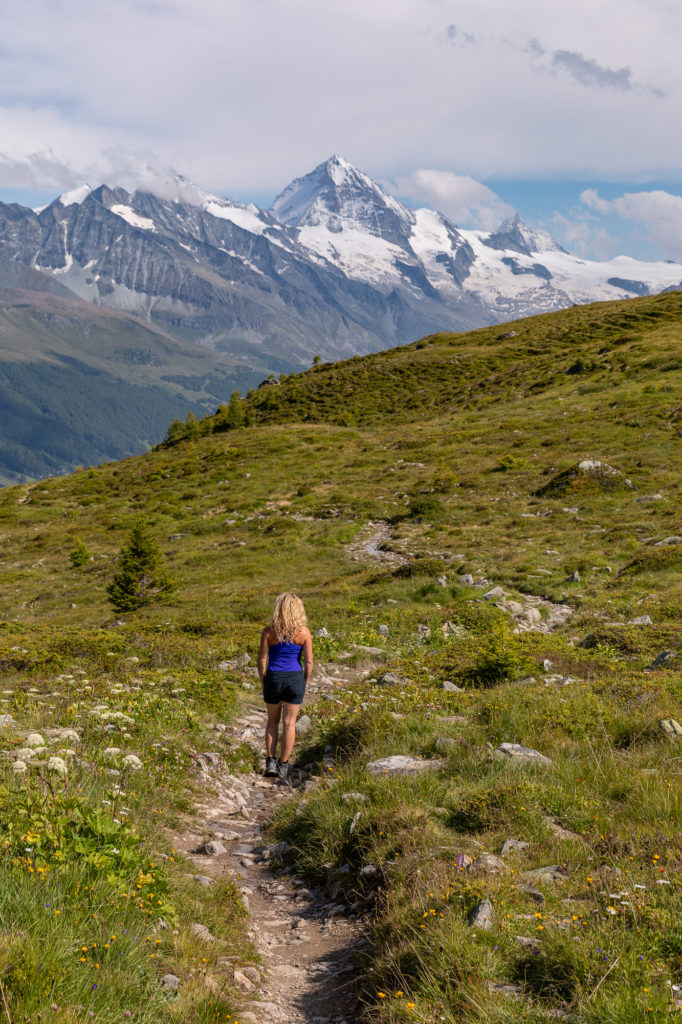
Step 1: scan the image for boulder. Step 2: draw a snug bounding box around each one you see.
[467,853,509,877]
[375,672,410,687]
[468,897,494,930]
[648,650,676,670]
[295,715,313,735]
[458,574,474,585]
[161,973,181,991]
[196,840,227,857]
[659,719,682,738]
[521,865,568,885]
[654,535,682,546]
[191,922,216,942]
[484,586,506,601]
[442,680,463,692]
[378,624,389,636]
[493,743,552,767]
[629,615,653,625]
[501,839,530,856]
[365,755,442,777]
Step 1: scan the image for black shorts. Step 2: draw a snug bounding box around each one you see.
[263,669,306,706]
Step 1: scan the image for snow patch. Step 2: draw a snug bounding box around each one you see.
[110,204,156,231]
[204,200,267,235]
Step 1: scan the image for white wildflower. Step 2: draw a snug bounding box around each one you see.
[122,754,143,771]
[11,760,27,773]
[25,733,45,748]
[46,756,67,776]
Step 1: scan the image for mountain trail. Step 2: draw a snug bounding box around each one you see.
[345,520,407,567]
[169,663,367,1024]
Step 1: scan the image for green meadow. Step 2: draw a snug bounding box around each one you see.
[0,290,681,1021]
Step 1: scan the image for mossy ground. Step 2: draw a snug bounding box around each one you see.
[0,292,682,1020]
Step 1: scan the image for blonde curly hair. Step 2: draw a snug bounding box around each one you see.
[272,592,307,641]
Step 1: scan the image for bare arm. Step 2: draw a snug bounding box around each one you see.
[257,627,270,688]
[302,629,313,684]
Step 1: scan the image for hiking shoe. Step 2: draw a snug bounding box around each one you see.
[276,760,289,780]
[264,757,277,777]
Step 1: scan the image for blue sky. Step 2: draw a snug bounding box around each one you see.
[1,0,681,261]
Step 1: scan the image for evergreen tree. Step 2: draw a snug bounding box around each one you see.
[69,539,91,568]
[107,522,176,612]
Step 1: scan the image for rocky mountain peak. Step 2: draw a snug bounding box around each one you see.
[270,155,414,243]
[485,213,565,256]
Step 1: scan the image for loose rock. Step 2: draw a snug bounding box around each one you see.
[493,743,552,767]
[467,853,509,877]
[366,755,442,776]
[468,897,494,930]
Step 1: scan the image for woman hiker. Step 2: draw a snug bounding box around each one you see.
[257,592,313,779]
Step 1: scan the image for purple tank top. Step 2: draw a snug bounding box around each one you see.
[268,639,304,672]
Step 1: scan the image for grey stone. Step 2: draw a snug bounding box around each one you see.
[467,853,509,877]
[190,922,216,942]
[375,671,410,687]
[378,624,389,636]
[505,600,525,616]
[497,331,518,339]
[417,624,431,638]
[295,714,313,735]
[246,1002,287,1020]
[341,792,368,803]
[487,982,524,999]
[494,742,552,767]
[501,839,530,856]
[161,973,181,991]
[458,574,474,585]
[442,680,463,692]
[659,718,682,738]
[193,874,217,886]
[436,575,448,587]
[648,649,676,669]
[268,841,291,859]
[568,570,580,582]
[359,864,382,881]
[629,614,653,625]
[366,755,442,776]
[515,884,545,904]
[315,627,330,637]
[240,966,261,984]
[522,865,568,885]
[197,840,227,857]
[484,586,506,601]
[233,970,256,992]
[655,535,682,546]
[468,897,494,930]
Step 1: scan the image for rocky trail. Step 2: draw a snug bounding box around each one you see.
[347,521,572,634]
[169,662,367,1024]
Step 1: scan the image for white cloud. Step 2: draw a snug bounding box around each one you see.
[581,188,682,258]
[0,0,679,195]
[394,170,514,229]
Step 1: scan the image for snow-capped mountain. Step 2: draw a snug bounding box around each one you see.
[269,156,682,323]
[0,155,681,376]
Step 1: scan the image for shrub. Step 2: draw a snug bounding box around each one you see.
[107,522,176,612]
[408,494,445,520]
[68,539,91,568]
[466,623,536,687]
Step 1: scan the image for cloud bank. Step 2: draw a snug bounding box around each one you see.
[0,0,678,196]
[395,170,514,230]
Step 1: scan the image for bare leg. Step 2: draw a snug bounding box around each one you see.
[279,702,300,763]
[265,702,282,758]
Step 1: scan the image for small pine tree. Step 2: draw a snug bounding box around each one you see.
[166,418,187,443]
[184,410,200,439]
[69,539,91,568]
[227,390,246,428]
[107,522,176,612]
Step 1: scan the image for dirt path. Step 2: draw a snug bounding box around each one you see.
[170,663,366,1024]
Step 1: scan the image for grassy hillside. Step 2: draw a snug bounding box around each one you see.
[0,292,682,1020]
